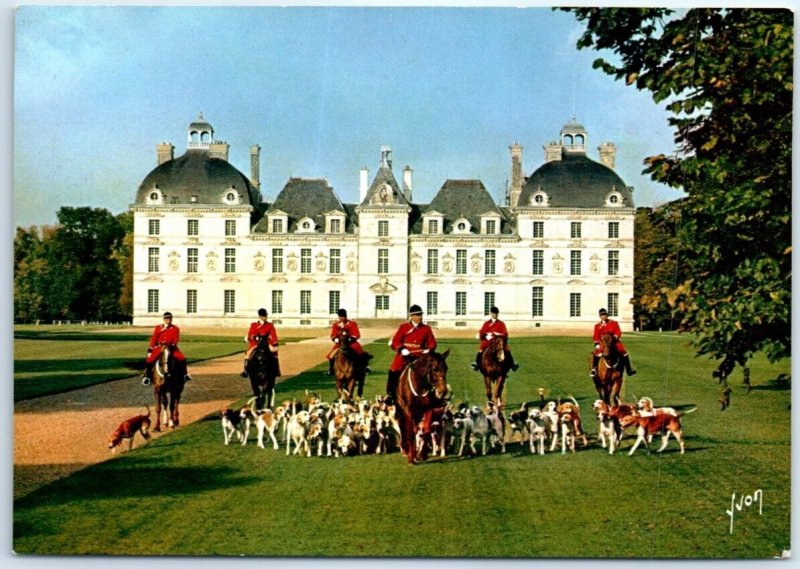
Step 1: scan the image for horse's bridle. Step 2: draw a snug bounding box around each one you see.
[405,359,447,399]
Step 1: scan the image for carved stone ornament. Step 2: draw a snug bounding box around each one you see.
[169,259,179,271]
[504,261,514,274]
[552,253,564,274]
[443,260,453,273]
[287,259,297,272]
[254,258,265,272]
[471,260,481,274]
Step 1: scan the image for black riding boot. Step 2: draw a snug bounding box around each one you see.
[622,354,637,376]
[386,371,401,404]
[326,358,335,376]
[506,351,520,372]
[590,355,600,377]
[471,352,481,372]
[180,360,191,382]
[363,352,373,374]
[240,358,249,378]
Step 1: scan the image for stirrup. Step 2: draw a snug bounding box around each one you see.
[470,362,479,371]
[627,369,637,377]
[511,363,520,372]
[141,376,151,386]
[590,369,597,377]
[240,370,249,378]
[184,374,192,382]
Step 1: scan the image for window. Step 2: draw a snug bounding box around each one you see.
[148,248,159,273]
[378,249,389,274]
[608,251,619,276]
[225,220,236,237]
[301,248,311,274]
[148,219,160,236]
[485,250,496,275]
[570,251,581,276]
[570,293,581,317]
[532,250,544,276]
[427,249,438,275]
[378,220,389,237]
[224,290,236,314]
[329,249,341,274]
[533,221,544,239]
[224,248,236,273]
[329,291,340,315]
[272,249,283,273]
[532,287,543,317]
[300,291,311,315]
[330,219,341,234]
[608,222,619,239]
[147,289,159,313]
[427,291,438,315]
[486,219,497,235]
[608,293,619,317]
[428,219,439,234]
[456,250,467,275]
[187,219,199,236]
[187,248,198,273]
[571,222,582,239]
[610,195,619,204]
[186,290,197,314]
[534,194,544,204]
[272,290,283,314]
[376,295,389,311]
[456,292,467,316]
[484,292,495,316]
[272,219,284,233]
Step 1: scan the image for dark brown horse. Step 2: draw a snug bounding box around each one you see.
[152,346,185,431]
[333,328,368,402]
[395,350,450,464]
[246,334,279,410]
[593,333,624,405]
[480,336,508,407]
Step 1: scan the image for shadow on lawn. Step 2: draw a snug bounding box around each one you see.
[15,358,145,374]
[750,374,791,392]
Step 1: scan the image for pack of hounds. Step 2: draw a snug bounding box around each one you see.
[215,391,697,458]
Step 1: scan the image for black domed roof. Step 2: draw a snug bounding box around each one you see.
[135,150,255,206]
[519,154,634,208]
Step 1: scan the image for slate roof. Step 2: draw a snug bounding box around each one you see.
[412,179,512,235]
[253,178,352,233]
[135,150,257,206]
[518,154,634,208]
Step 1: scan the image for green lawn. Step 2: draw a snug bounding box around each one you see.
[13,326,302,401]
[13,333,790,558]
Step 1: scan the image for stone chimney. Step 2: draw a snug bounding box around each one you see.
[359,167,369,203]
[157,142,174,165]
[402,165,413,203]
[544,141,562,163]
[250,144,261,190]
[209,141,229,161]
[598,142,616,169]
[509,143,523,208]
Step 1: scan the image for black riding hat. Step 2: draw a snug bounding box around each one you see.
[163,311,173,318]
[258,308,268,317]
[490,306,499,315]
[409,304,423,315]
[599,308,609,316]
[338,308,347,317]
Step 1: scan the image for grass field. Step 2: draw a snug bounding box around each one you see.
[13,332,791,558]
[13,326,303,401]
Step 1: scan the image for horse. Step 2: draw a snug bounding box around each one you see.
[480,335,508,407]
[395,350,450,464]
[593,333,624,405]
[152,345,185,431]
[333,328,367,403]
[246,334,279,410]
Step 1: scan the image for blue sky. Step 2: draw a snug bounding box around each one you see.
[13,4,683,228]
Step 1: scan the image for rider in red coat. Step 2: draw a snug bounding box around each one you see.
[386,304,437,402]
[591,308,636,377]
[142,312,191,385]
[470,306,519,373]
[325,308,372,376]
[240,308,280,378]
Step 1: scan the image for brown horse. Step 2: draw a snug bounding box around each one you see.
[480,336,508,407]
[246,334,279,410]
[593,333,623,405]
[333,328,369,402]
[395,350,450,464]
[152,346,185,431]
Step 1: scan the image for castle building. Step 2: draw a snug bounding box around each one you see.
[131,115,635,330]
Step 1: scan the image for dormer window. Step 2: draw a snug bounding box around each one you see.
[605,187,625,207]
[422,212,444,235]
[325,212,345,234]
[530,188,550,207]
[223,188,241,205]
[297,217,316,233]
[268,211,288,234]
[428,220,439,234]
[146,187,163,205]
[452,218,472,234]
[481,214,501,235]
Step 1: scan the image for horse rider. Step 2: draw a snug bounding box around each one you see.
[240,308,280,378]
[325,308,372,376]
[591,308,636,377]
[142,311,191,385]
[386,304,437,403]
[470,306,520,373]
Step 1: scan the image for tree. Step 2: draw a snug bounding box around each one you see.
[564,8,792,374]
[14,226,48,322]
